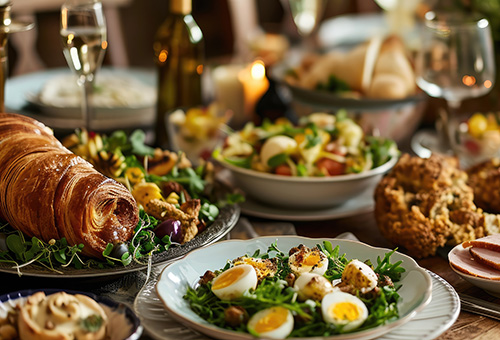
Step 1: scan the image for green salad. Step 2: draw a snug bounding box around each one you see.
[185,241,405,338]
[215,111,398,177]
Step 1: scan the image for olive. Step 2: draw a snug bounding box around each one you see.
[154,219,182,243]
[109,242,129,259]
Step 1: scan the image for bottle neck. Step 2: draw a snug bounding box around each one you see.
[170,0,191,15]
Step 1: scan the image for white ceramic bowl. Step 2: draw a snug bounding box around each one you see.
[155,236,432,340]
[218,156,398,210]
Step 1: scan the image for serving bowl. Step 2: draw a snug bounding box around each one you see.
[218,155,397,210]
[155,236,432,340]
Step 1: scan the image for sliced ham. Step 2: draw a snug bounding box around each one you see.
[466,234,500,252]
[470,247,500,271]
[449,244,500,280]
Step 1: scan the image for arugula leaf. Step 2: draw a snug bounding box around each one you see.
[267,153,288,167]
[129,130,155,156]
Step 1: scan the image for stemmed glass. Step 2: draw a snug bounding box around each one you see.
[416,11,496,157]
[60,0,107,131]
[285,0,325,48]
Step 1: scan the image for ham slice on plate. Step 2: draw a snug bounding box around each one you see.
[467,234,500,252]
[470,247,500,271]
[449,244,500,280]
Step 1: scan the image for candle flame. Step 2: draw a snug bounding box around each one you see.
[462,75,476,87]
[484,80,492,89]
[251,60,266,80]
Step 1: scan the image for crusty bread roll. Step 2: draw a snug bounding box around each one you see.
[366,35,416,99]
[0,113,139,258]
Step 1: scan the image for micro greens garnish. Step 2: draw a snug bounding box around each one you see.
[184,240,405,337]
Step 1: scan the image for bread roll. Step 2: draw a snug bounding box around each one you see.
[0,113,139,258]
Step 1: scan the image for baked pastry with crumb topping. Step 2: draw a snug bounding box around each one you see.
[374,153,500,258]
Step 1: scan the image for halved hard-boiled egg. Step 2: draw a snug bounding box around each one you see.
[293,272,334,301]
[289,245,329,276]
[321,291,368,332]
[233,256,278,282]
[341,259,378,294]
[247,306,294,339]
[211,264,258,300]
[260,135,297,167]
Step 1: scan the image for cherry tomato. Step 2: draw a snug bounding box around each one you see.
[274,164,292,176]
[316,158,345,176]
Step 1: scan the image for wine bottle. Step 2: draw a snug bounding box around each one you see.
[153,0,204,149]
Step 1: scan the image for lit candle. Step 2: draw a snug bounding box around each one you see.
[238,60,269,125]
[212,64,245,128]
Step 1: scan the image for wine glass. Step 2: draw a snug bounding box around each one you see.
[416,11,496,160]
[285,0,325,48]
[60,0,107,131]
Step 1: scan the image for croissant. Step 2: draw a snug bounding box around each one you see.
[0,113,139,258]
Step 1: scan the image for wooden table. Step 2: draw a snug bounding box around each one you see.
[291,211,500,340]
[1,209,498,339]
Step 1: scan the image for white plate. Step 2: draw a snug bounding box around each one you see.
[152,236,432,340]
[135,269,458,340]
[240,186,374,221]
[5,67,156,131]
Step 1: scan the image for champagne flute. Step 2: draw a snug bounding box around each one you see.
[60,0,107,131]
[416,11,496,158]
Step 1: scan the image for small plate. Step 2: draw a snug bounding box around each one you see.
[240,186,374,221]
[0,288,143,340]
[449,243,500,298]
[0,204,239,278]
[155,236,432,340]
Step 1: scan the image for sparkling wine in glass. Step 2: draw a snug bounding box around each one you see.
[416,11,496,155]
[60,0,107,131]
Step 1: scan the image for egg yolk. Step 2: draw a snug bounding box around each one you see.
[253,307,289,333]
[212,266,245,290]
[330,302,361,322]
[303,253,322,266]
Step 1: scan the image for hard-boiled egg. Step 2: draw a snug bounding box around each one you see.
[233,256,278,282]
[341,259,378,294]
[247,306,294,339]
[293,272,334,301]
[289,246,329,276]
[211,264,258,300]
[260,135,297,167]
[321,291,368,332]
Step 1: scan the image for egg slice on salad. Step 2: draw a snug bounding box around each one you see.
[260,135,297,167]
[294,272,334,301]
[289,245,329,276]
[321,291,368,332]
[211,264,258,300]
[233,256,278,282]
[247,306,294,339]
[341,259,378,294]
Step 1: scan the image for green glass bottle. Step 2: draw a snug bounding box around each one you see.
[153,0,204,148]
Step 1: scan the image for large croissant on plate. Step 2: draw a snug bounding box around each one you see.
[0,113,139,258]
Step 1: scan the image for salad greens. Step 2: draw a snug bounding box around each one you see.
[184,241,405,337]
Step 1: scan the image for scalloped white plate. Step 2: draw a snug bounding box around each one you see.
[152,236,433,340]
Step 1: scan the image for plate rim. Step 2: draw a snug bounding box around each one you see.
[0,204,240,278]
[154,236,433,340]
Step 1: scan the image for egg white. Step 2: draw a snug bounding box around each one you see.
[247,306,294,339]
[293,272,334,301]
[260,135,297,166]
[321,291,368,332]
[289,247,329,276]
[211,264,258,300]
[341,259,378,294]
